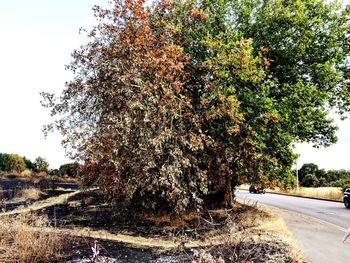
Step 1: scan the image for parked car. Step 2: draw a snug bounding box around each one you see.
[249,185,266,194]
[343,188,350,208]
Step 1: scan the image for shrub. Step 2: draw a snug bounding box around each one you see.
[59,163,80,178]
[302,174,319,187]
[0,153,11,171]
[330,178,350,192]
[8,154,26,173]
[34,157,49,173]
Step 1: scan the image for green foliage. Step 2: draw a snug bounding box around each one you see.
[49,169,59,176]
[58,163,80,178]
[298,163,350,187]
[0,153,11,172]
[330,178,350,192]
[317,177,329,187]
[0,153,26,173]
[34,157,49,173]
[298,163,319,185]
[23,156,35,171]
[8,154,26,173]
[41,0,350,212]
[232,0,350,133]
[302,173,319,187]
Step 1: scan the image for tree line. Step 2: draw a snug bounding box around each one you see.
[0,153,79,178]
[298,163,350,190]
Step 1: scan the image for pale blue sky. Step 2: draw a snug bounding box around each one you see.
[0,0,349,170]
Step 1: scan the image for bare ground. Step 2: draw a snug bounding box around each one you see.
[0,181,304,262]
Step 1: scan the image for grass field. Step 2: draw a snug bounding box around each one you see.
[240,184,343,201]
[288,187,343,201]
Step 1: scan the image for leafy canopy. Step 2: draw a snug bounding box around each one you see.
[42,0,350,212]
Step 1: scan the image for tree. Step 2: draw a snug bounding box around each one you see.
[43,0,212,213]
[8,154,26,173]
[42,0,350,212]
[231,0,350,143]
[59,163,80,178]
[298,163,319,185]
[0,153,11,172]
[302,173,319,187]
[318,177,329,187]
[23,156,35,171]
[0,153,26,173]
[49,169,59,176]
[34,157,49,173]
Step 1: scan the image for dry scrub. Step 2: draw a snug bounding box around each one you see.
[188,203,304,263]
[15,186,44,201]
[0,213,63,262]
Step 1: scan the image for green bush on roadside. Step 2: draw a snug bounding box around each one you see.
[330,178,350,192]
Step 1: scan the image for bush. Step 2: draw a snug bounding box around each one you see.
[318,177,329,187]
[34,157,49,173]
[8,154,26,173]
[330,178,350,192]
[302,174,319,187]
[59,163,80,178]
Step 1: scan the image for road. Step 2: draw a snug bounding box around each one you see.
[235,190,350,263]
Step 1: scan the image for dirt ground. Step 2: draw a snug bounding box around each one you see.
[0,180,304,263]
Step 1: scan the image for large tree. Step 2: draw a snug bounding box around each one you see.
[42,0,350,212]
[166,0,349,186]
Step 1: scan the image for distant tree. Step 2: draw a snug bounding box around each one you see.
[298,163,319,185]
[8,154,26,173]
[23,156,35,171]
[59,163,80,178]
[325,169,350,182]
[0,153,11,172]
[315,168,326,180]
[49,169,59,176]
[326,170,340,182]
[337,169,350,180]
[302,174,319,187]
[318,177,329,187]
[34,157,49,173]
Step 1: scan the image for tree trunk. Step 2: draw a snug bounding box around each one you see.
[224,179,234,207]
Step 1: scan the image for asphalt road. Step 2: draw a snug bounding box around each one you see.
[235,190,350,263]
[236,190,349,229]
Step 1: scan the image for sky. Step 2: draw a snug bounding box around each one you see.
[0,1,349,170]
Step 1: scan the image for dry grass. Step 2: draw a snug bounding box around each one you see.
[20,169,34,177]
[55,202,304,262]
[240,184,343,201]
[268,186,343,201]
[0,213,64,263]
[290,187,343,201]
[16,186,44,201]
[189,203,304,263]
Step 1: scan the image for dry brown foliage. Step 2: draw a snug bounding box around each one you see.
[187,203,304,263]
[0,213,64,263]
[15,186,44,201]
